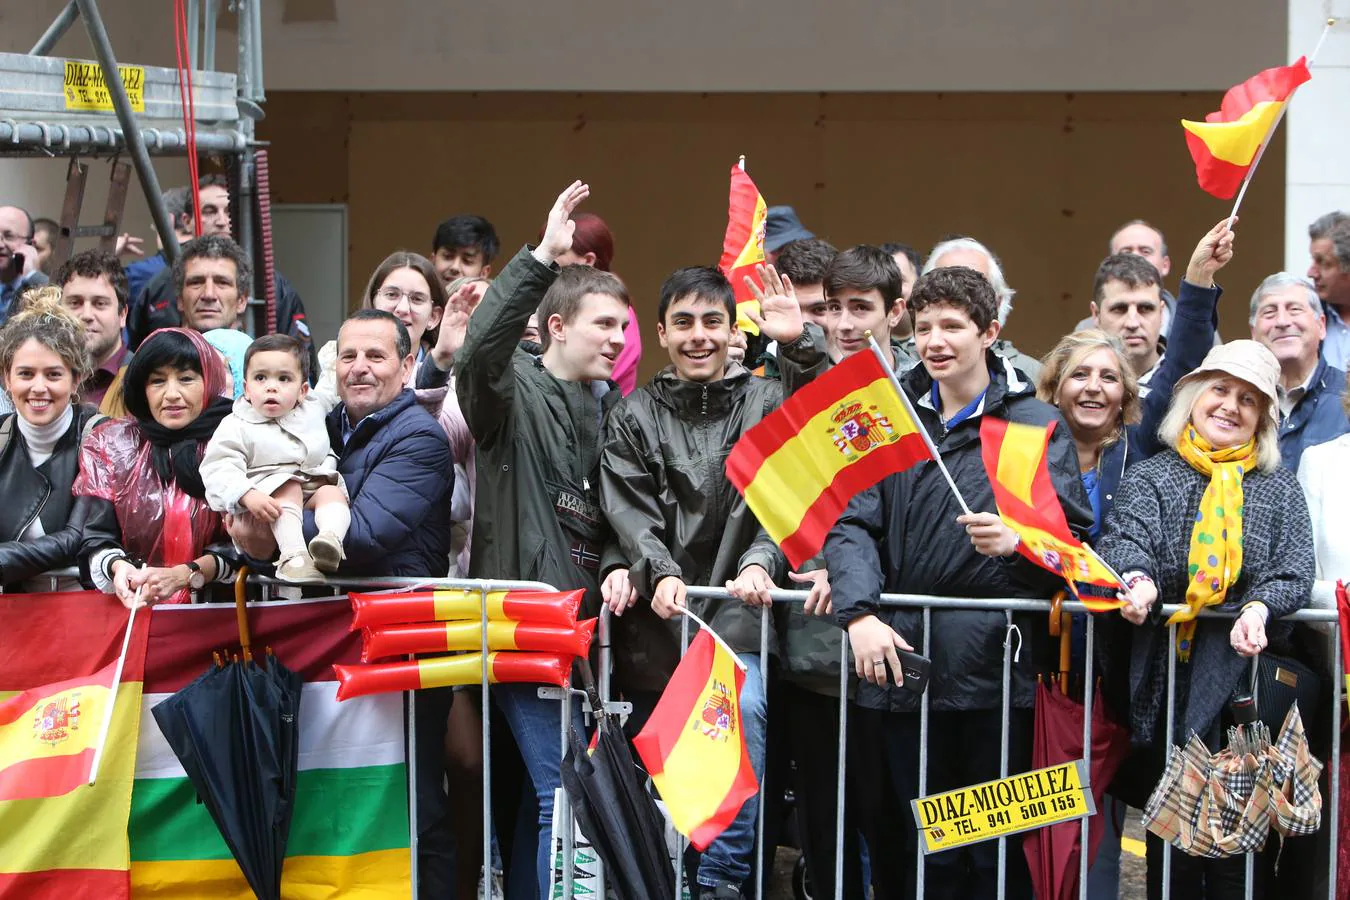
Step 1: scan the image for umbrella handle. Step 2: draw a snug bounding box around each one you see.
[234,566,252,661]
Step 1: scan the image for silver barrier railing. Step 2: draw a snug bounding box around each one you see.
[251,574,559,900]
[600,586,1343,900]
[19,569,1339,899]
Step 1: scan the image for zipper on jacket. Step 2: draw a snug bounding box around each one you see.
[17,483,51,540]
[701,385,708,417]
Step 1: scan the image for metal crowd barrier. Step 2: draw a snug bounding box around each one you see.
[14,571,1340,899]
[603,586,1344,900]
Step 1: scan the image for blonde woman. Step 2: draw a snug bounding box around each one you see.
[1097,341,1314,899]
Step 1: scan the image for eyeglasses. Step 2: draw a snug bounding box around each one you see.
[0,231,32,246]
[375,286,432,309]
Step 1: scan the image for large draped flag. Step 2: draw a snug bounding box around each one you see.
[130,598,409,896]
[717,162,769,334]
[632,627,757,851]
[980,417,1125,610]
[727,346,933,568]
[1182,57,1311,199]
[0,591,150,900]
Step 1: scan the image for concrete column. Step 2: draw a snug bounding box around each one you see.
[1285,4,1350,272]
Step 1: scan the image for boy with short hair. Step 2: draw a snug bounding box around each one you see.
[201,333,349,582]
[824,244,918,370]
[431,214,499,284]
[599,265,817,899]
[455,182,628,897]
[825,266,1092,900]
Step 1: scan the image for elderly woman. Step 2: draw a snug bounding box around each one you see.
[77,328,237,606]
[1098,340,1314,898]
[0,295,103,589]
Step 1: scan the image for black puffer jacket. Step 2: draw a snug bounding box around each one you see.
[600,366,786,693]
[825,355,1093,712]
[0,405,108,587]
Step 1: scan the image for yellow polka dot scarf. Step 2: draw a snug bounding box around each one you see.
[1167,426,1256,661]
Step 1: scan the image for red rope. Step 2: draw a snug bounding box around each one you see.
[172,0,201,237]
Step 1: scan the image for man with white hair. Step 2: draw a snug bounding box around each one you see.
[1249,272,1349,470]
[919,237,1042,379]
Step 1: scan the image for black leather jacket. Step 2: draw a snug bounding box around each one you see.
[0,405,110,587]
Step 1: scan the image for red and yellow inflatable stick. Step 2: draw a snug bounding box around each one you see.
[334,652,572,701]
[361,618,597,663]
[349,589,582,630]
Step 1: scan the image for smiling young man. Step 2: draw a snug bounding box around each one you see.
[1248,272,1349,470]
[599,264,802,900]
[54,249,132,417]
[453,182,635,897]
[825,265,1092,900]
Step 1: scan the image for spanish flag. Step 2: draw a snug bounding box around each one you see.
[632,628,757,850]
[727,347,933,568]
[979,418,1124,610]
[0,592,150,899]
[1182,57,1310,199]
[717,162,769,334]
[1337,582,1350,700]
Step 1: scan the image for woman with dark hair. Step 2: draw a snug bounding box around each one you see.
[77,327,237,606]
[0,294,104,589]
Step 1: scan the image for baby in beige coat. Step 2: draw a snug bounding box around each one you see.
[201,334,350,582]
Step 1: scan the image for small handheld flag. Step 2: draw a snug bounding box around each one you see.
[979,417,1126,610]
[717,160,769,334]
[1181,58,1310,200]
[726,344,933,568]
[632,625,757,850]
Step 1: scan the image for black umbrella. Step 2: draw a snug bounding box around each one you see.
[149,573,302,900]
[560,660,675,900]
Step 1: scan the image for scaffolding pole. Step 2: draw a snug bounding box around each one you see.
[73,0,180,260]
[29,1,80,57]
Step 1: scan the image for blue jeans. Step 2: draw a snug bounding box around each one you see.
[492,682,585,900]
[1087,793,1126,900]
[697,652,768,891]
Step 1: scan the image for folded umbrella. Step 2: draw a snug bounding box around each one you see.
[559,660,675,900]
[1023,677,1131,900]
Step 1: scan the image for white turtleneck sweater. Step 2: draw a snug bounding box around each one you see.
[17,405,74,540]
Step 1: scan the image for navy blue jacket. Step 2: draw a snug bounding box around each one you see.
[305,389,453,577]
[1096,278,1221,526]
[1278,357,1349,473]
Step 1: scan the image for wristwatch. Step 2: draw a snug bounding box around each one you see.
[184,561,206,591]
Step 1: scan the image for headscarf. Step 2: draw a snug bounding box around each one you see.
[126,328,233,499]
[1167,425,1258,661]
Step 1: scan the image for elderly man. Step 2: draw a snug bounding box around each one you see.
[921,236,1041,378]
[1308,212,1350,370]
[229,307,455,896]
[54,249,132,417]
[0,206,49,322]
[1249,272,1349,470]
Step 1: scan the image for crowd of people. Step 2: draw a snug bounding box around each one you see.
[1,176,1349,900]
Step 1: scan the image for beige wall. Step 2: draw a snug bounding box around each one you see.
[260,90,1284,383]
[12,1,1285,92]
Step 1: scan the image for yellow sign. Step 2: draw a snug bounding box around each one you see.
[911,760,1095,854]
[63,61,145,113]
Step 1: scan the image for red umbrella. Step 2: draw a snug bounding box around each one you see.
[1023,677,1131,900]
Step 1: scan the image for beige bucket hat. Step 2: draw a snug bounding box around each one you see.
[1174,339,1281,420]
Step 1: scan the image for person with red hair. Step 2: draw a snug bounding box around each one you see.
[550,212,643,394]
